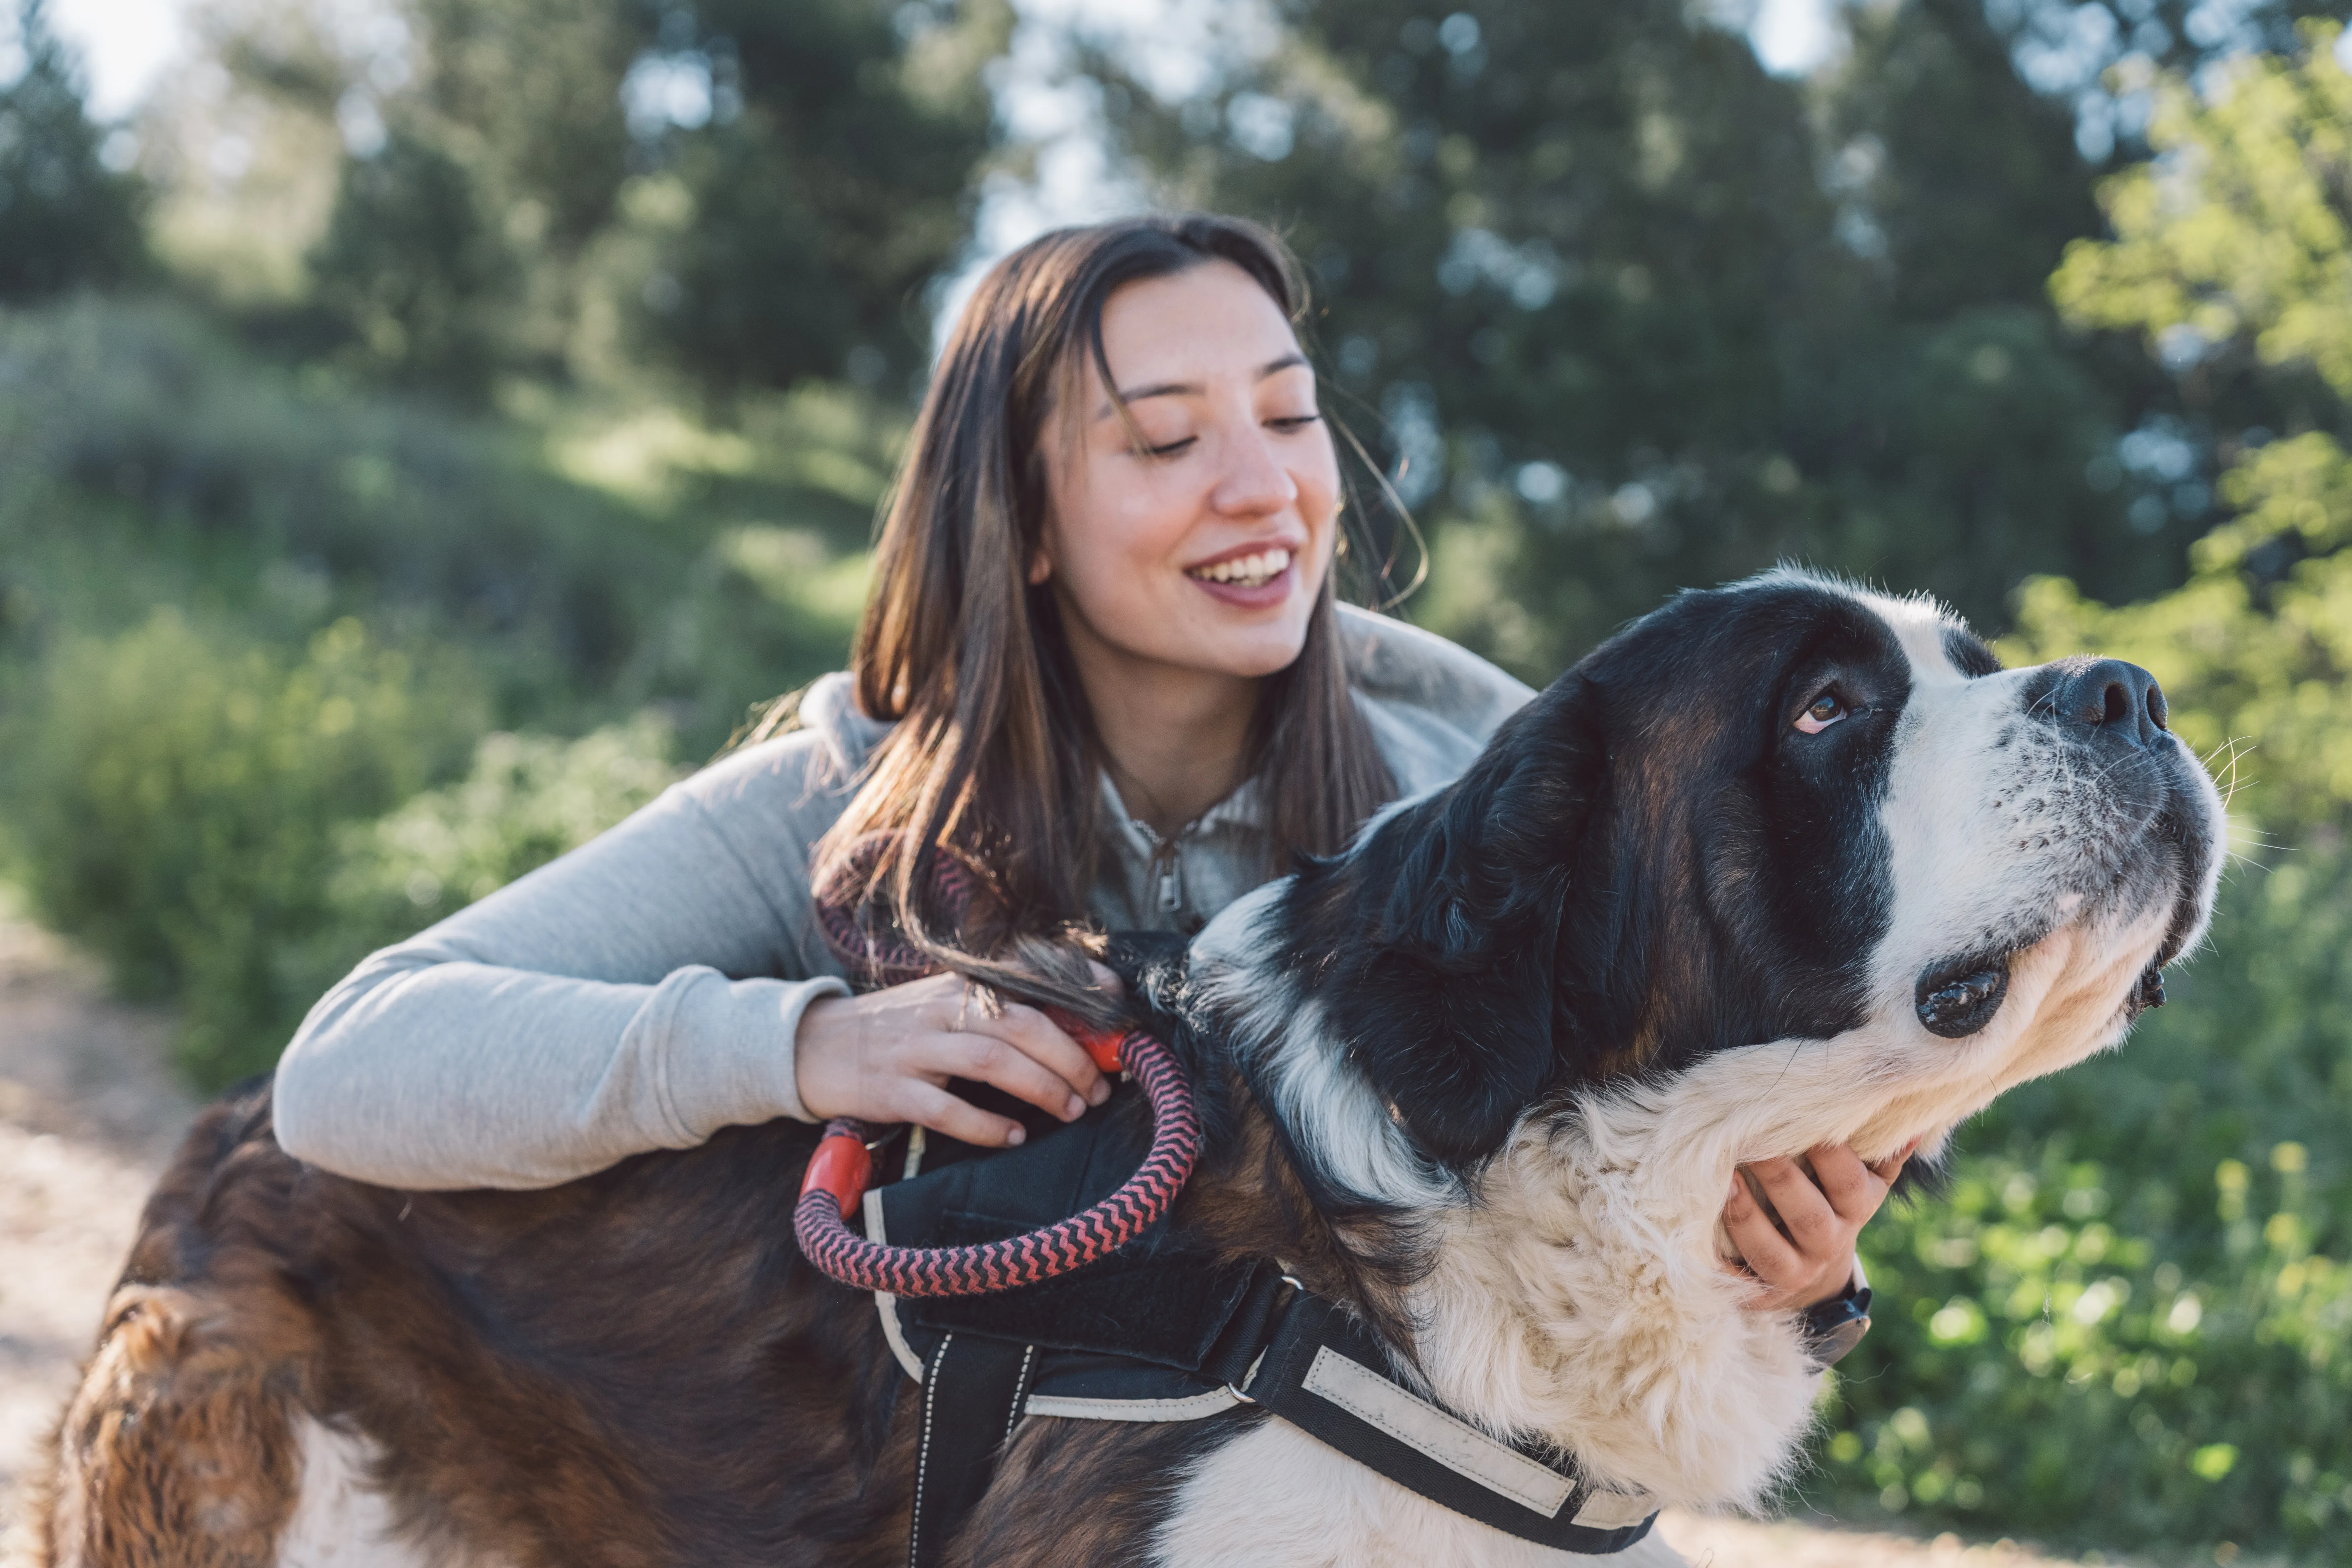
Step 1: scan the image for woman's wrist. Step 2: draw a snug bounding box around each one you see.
[781,978,856,1123]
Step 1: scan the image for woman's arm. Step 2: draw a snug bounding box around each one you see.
[274,729,1112,1190]
[274,734,857,1191]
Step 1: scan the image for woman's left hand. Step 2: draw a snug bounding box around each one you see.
[1724,1140,1919,1312]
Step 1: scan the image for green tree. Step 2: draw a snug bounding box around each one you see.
[1829,0,2101,324]
[268,0,1002,399]
[0,0,145,299]
[2031,20,2352,836]
[309,129,525,395]
[1078,0,2161,675]
[636,0,1007,395]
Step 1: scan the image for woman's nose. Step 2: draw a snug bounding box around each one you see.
[1212,425,1299,515]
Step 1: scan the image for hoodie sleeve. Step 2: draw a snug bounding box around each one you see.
[1335,605,1538,797]
[273,723,861,1191]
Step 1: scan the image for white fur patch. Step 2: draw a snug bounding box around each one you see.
[276,1419,505,1568]
[1192,883,1459,1209]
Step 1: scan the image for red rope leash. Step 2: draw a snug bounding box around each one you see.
[793,835,1203,1297]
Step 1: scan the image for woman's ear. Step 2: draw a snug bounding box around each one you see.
[1027,551,1051,586]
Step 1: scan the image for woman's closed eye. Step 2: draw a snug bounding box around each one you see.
[1138,411,1318,459]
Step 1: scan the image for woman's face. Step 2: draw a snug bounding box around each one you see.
[1035,259,1340,685]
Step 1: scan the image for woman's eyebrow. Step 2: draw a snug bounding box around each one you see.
[1097,353,1313,417]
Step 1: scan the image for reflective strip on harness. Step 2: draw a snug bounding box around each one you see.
[1299,1345,1576,1517]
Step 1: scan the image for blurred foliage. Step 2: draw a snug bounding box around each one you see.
[1079,0,2205,676]
[0,0,146,299]
[189,0,1004,398]
[635,0,1009,397]
[2,611,484,1082]
[0,295,877,1078]
[1811,26,2352,1561]
[325,716,678,934]
[0,297,879,742]
[308,129,528,396]
[0,607,676,1087]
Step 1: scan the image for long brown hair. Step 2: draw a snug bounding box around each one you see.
[814,214,1394,994]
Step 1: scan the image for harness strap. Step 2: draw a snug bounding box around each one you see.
[909,1333,1040,1568]
[1232,1289,1662,1554]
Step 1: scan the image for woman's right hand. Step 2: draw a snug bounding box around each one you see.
[793,968,1119,1147]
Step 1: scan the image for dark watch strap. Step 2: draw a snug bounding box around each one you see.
[1801,1277,1873,1370]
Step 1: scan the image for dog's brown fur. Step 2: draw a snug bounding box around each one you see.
[28,1071,1367,1568]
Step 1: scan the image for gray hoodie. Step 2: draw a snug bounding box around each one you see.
[272,606,1533,1190]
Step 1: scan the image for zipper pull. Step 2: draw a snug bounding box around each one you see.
[1152,839,1183,914]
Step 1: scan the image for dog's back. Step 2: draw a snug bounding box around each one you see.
[31,1090,924,1567]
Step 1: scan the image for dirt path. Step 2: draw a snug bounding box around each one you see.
[0,910,2152,1565]
[0,911,196,1552]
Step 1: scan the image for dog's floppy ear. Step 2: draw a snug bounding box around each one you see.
[1295,676,1604,1168]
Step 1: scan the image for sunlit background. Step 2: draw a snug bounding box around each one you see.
[7,0,2352,1559]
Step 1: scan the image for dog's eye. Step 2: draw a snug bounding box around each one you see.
[1794,692,1847,734]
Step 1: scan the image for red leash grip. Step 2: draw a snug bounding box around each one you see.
[1052,1010,1132,1076]
[800,1123,872,1221]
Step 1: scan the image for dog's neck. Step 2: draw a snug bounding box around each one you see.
[1176,922,1823,1510]
[1176,874,2163,1512]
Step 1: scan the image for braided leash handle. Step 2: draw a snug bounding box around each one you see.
[793,833,1204,1297]
[792,1025,1199,1295]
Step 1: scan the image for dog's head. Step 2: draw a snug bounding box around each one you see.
[1212,570,2225,1199]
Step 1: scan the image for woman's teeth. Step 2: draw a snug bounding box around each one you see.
[1188,547,1292,588]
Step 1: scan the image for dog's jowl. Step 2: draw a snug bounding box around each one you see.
[32,571,2225,1568]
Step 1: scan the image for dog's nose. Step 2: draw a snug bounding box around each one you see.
[2046,658,2169,746]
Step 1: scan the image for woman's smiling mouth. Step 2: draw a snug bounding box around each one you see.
[1185,545,1294,597]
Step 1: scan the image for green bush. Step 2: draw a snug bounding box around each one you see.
[4,610,485,1084]
[0,297,880,753]
[0,295,883,1086]
[0,610,682,1086]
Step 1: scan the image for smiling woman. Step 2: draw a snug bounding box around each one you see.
[267,214,1888,1326]
[805,219,1391,1050]
[270,215,1455,1179]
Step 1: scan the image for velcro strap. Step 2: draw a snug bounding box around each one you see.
[1240,1292,1660,1554]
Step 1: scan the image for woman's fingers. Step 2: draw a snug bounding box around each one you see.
[1720,1140,1921,1312]
[792,961,1147,1148]
[1744,1157,1848,1256]
[895,1079,1028,1149]
[1803,1144,1888,1224]
[1724,1173,1810,1291]
[936,1029,1091,1122]
[983,1002,1111,1108]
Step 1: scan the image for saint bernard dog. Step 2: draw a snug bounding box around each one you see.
[29,570,2224,1567]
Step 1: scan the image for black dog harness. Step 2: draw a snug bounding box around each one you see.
[861,1108,1664,1564]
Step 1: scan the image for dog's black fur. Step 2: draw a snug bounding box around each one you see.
[1276,582,1998,1175]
